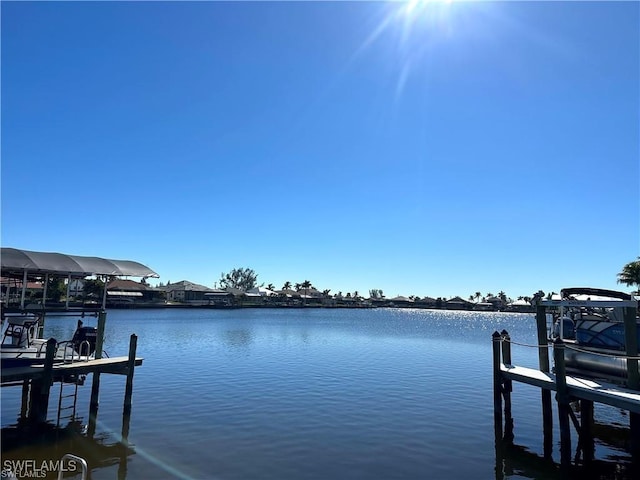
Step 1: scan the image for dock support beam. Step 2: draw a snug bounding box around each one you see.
[553,338,572,471]
[500,330,514,444]
[88,310,107,437]
[20,380,31,420]
[493,331,503,444]
[121,334,138,447]
[29,338,56,424]
[535,305,553,458]
[580,400,594,463]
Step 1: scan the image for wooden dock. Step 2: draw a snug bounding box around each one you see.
[500,363,640,414]
[1,356,143,383]
[2,331,141,435]
[493,299,640,471]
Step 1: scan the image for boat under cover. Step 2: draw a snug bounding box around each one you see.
[1,314,97,368]
[548,287,639,381]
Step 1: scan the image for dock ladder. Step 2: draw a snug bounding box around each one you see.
[56,379,80,427]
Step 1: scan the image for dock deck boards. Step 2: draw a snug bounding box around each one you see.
[1,356,144,383]
[501,363,640,414]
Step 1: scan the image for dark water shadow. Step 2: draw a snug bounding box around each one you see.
[495,437,639,480]
[1,417,134,479]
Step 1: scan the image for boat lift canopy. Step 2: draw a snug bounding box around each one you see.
[1,248,159,279]
[1,248,159,311]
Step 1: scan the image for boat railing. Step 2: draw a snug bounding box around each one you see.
[36,341,48,358]
[57,340,92,364]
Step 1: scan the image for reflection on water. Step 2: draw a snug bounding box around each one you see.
[222,328,253,349]
[1,308,636,479]
[496,441,639,480]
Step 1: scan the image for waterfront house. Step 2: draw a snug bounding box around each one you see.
[107,279,159,305]
[163,280,215,304]
[389,296,414,308]
[445,296,473,310]
[506,299,535,313]
[485,295,505,311]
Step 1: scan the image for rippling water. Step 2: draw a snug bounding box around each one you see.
[1,308,634,479]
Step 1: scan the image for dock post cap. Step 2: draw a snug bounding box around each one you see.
[492,331,502,339]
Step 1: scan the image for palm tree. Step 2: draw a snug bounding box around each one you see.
[301,280,312,305]
[618,257,640,293]
[282,281,292,291]
[267,283,276,291]
[475,292,481,302]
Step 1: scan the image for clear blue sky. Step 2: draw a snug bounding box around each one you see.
[2,1,638,300]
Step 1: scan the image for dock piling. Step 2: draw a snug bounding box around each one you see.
[88,310,107,437]
[500,330,514,444]
[120,334,138,448]
[535,305,553,458]
[20,380,30,420]
[580,400,594,463]
[553,338,572,471]
[493,331,503,444]
[29,338,57,424]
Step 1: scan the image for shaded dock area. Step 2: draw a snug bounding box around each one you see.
[2,331,141,432]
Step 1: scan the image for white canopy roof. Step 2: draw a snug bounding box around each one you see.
[1,247,159,279]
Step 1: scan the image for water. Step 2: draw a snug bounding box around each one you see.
[1,308,635,479]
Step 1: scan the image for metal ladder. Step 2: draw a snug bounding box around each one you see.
[56,380,79,427]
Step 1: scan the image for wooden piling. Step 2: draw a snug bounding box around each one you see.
[94,310,107,359]
[123,334,137,417]
[89,310,107,437]
[493,331,503,444]
[30,338,57,423]
[20,380,30,420]
[553,338,571,470]
[500,330,514,444]
[535,304,553,458]
[118,334,137,448]
[580,400,594,463]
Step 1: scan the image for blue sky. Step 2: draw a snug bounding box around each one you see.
[2,1,638,299]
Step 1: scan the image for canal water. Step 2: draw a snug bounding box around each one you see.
[1,308,635,479]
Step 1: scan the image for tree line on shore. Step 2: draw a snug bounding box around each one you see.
[177,257,640,304]
[21,257,640,305]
